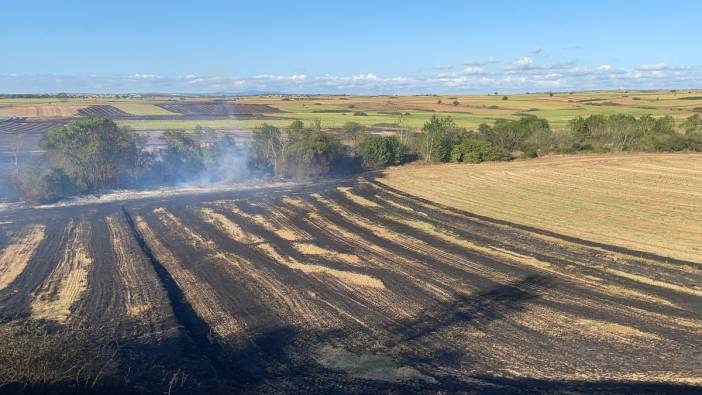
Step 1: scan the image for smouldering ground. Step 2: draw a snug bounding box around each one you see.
[0,165,700,392]
[381,153,702,263]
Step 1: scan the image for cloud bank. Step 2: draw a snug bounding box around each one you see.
[1,58,701,94]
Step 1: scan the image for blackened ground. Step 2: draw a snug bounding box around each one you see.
[0,176,699,394]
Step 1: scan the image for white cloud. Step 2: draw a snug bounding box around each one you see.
[133,73,159,80]
[637,63,667,71]
[252,74,307,81]
[509,57,575,71]
[2,61,701,94]
[462,66,486,75]
[510,57,534,69]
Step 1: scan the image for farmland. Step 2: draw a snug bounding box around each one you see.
[1,90,701,173]
[2,91,702,132]
[0,154,700,393]
[381,153,702,263]
[2,91,702,163]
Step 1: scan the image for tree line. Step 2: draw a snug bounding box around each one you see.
[5,112,702,204]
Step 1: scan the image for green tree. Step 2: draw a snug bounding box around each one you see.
[480,116,549,152]
[252,123,283,174]
[283,131,341,177]
[40,117,136,192]
[358,136,405,167]
[420,116,457,162]
[450,139,511,163]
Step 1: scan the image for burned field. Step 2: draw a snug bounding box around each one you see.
[156,102,282,118]
[76,103,283,121]
[0,118,68,153]
[0,179,700,393]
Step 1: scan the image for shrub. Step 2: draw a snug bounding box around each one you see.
[522,146,538,158]
[18,159,78,204]
[450,139,511,163]
[358,136,406,168]
[282,132,342,177]
[341,121,366,147]
[480,116,550,152]
[418,116,460,162]
[353,111,368,116]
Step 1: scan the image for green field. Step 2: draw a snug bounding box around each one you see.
[3,90,702,132]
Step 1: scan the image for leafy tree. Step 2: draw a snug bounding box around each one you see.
[358,136,405,167]
[480,116,549,152]
[682,115,701,133]
[40,117,136,192]
[251,123,283,174]
[450,139,511,163]
[282,132,341,177]
[158,130,207,181]
[419,116,458,162]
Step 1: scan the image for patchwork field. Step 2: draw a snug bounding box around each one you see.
[2,90,702,133]
[0,155,700,392]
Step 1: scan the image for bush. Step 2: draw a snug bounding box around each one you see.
[282,132,342,177]
[522,146,538,158]
[341,121,366,147]
[450,139,511,163]
[19,160,78,204]
[358,136,406,168]
[480,116,550,152]
[418,116,461,162]
[353,111,368,116]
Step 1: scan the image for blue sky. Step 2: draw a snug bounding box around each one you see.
[2,1,701,94]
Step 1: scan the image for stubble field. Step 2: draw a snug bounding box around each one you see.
[0,154,700,393]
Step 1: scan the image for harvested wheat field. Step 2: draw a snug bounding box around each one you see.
[381,153,702,263]
[0,156,700,393]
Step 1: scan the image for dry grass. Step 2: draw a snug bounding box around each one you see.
[225,202,302,241]
[0,224,46,290]
[257,243,384,289]
[293,242,361,265]
[31,221,92,322]
[575,318,660,340]
[0,104,87,117]
[199,207,262,244]
[337,186,381,208]
[381,153,702,263]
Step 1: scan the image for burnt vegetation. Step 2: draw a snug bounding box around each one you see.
[0,179,699,393]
